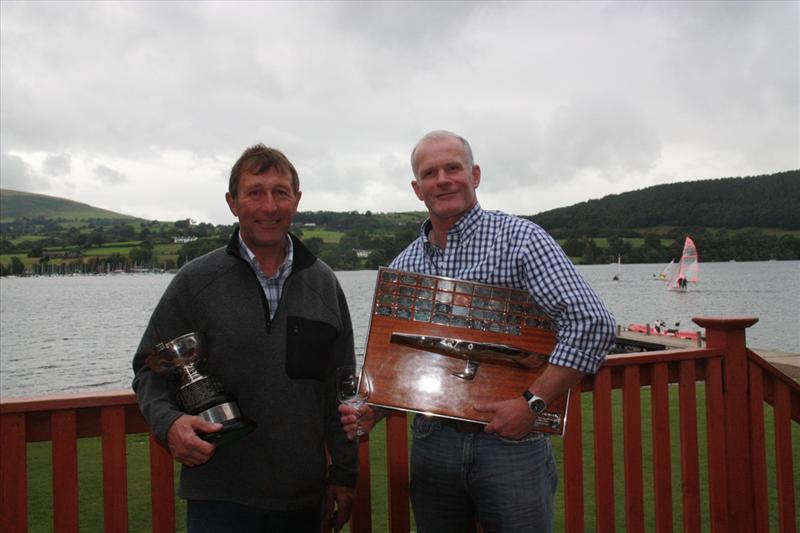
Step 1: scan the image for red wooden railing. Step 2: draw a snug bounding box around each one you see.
[1,317,797,532]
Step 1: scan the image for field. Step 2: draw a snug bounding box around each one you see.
[298,228,345,244]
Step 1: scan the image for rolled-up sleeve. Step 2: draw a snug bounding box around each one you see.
[521,227,616,374]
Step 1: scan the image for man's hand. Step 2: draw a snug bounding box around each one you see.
[166,414,222,466]
[473,397,536,440]
[324,484,356,532]
[476,365,586,439]
[338,403,380,440]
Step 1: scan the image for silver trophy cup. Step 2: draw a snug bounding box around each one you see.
[147,332,255,445]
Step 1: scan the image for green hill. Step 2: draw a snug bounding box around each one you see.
[528,170,800,232]
[0,189,138,222]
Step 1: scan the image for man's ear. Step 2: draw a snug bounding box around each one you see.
[472,164,481,189]
[411,179,424,201]
[225,192,238,217]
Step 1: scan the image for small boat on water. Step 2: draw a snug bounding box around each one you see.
[627,321,703,341]
[668,236,699,291]
[612,254,621,281]
[655,258,675,281]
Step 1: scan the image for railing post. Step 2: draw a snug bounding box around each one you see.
[0,413,27,533]
[149,435,176,533]
[693,316,759,533]
[386,412,410,533]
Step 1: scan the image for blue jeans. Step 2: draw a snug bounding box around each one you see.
[187,499,321,533]
[410,415,558,533]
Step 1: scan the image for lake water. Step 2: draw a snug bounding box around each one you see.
[1,261,798,398]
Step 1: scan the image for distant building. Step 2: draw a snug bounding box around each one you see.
[303,222,317,227]
[173,236,198,244]
[353,249,373,259]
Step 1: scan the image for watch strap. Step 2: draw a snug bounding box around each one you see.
[523,390,534,403]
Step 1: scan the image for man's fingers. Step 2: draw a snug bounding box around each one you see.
[472,402,497,413]
[166,415,220,466]
[190,417,223,434]
[338,404,358,416]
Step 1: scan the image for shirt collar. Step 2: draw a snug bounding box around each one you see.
[238,234,294,280]
[420,203,484,249]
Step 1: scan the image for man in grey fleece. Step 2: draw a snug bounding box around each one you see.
[132,144,358,532]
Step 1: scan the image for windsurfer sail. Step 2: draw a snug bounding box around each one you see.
[668,237,699,291]
[657,258,675,281]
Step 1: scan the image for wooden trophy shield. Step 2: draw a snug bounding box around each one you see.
[360,268,569,435]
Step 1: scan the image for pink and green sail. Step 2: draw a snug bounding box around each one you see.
[668,236,699,290]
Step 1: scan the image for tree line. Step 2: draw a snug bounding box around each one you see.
[2,169,799,275]
[530,170,799,231]
[561,230,800,265]
[3,224,799,277]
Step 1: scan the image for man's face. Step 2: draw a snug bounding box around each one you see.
[411,136,480,224]
[225,169,301,255]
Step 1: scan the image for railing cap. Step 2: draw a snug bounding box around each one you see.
[0,389,136,414]
[692,316,759,330]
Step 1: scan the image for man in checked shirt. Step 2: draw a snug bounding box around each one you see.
[340,130,616,533]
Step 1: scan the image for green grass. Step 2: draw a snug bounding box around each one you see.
[0,254,36,268]
[81,246,137,256]
[27,434,186,533]
[0,189,138,221]
[299,228,344,244]
[153,244,182,254]
[7,234,48,245]
[22,389,799,532]
[1,240,182,269]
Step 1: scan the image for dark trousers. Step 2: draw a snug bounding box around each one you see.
[187,499,322,533]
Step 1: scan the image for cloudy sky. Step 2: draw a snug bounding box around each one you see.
[2,1,798,225]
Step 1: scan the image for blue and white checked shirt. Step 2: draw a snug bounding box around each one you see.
[239,235,294,321]
[390,203,616,374]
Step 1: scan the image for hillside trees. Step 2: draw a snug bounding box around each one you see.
[532,170,799,231]
[178,236,228,266]
[0,256,26,275]
[2,170,799,274]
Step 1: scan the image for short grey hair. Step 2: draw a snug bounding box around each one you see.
[410,130,474,179]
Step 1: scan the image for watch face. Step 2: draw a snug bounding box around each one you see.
[531,399,546,413]
[524,391,547,414]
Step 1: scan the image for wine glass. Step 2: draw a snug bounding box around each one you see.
[336,365,369,437]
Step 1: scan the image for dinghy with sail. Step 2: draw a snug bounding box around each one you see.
[656,258,675,281]
[668,237,699,291]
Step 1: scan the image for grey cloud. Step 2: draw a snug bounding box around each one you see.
[331,2,482,52]
[0,1,796,222]
[93,165,128,185]
[0,152,51,191]
[539,96,661,182]
[43,153,72,175]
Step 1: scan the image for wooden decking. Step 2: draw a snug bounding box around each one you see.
[618,328,800,379]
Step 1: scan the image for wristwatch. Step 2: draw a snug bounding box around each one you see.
[523,390,547,414]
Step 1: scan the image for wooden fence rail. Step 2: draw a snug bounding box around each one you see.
[1,317,797,532]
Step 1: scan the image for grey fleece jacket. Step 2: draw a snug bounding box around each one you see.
[132,229,358,511]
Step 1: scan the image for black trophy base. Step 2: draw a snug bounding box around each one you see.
[198,418,256,446]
